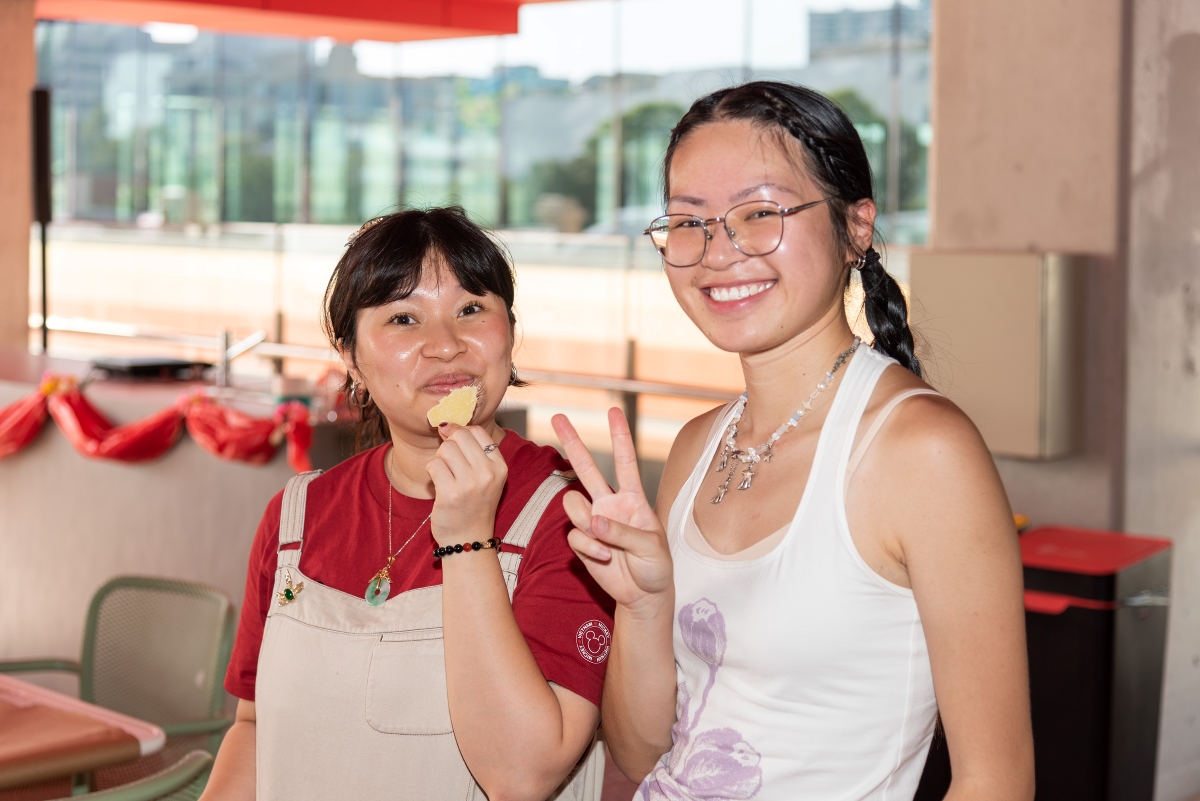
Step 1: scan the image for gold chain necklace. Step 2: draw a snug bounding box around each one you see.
[365,448,431,607]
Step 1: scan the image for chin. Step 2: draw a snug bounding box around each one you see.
[685,316,775,354]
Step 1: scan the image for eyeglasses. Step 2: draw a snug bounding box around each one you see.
[643,198,831,268]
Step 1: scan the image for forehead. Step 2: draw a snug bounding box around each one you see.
[668,119,815,206]
[402,255,466,298]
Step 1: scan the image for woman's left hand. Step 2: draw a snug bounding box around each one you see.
[426,424,507,546]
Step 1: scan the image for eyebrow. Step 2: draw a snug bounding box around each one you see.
[730,182,800,202]
[666,193,707,207]
[667,182,801,209]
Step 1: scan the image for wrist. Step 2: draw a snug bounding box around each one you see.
[432,522,494,547]
[618,587,675,624]
[434,538,500,559]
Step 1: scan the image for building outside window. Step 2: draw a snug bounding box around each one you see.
[31,0,931,460]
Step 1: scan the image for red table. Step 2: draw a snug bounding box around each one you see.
[0,674,164,790]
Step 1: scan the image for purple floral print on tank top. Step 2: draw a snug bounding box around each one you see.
[639,599,763,800]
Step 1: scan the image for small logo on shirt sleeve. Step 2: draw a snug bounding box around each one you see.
[576,620,611,664]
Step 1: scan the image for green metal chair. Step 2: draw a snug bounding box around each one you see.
[0,577,236,796]
[49,751,212,801]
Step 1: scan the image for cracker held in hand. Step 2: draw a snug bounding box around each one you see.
[427,385,478,427]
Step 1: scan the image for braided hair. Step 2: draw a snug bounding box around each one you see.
[662,81,921,377]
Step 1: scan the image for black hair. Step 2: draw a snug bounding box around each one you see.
[322,206,525,450]
[662,81,921,376]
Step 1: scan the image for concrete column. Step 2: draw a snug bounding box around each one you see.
[931,1,1200,797]
[1125,3,1200,798]
[0,0,35,350]
[927,0,1129,531]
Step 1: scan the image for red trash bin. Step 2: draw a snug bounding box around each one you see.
[915,525,1170,801]
[1022,526,1170,801]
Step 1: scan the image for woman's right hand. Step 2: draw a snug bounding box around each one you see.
[552,408,673,613]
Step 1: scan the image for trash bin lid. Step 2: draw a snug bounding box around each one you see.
[1021,526,1171,576]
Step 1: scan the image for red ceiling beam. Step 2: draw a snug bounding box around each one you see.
[34,0,524,41]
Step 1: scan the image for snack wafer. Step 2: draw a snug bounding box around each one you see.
[427,385,478,427]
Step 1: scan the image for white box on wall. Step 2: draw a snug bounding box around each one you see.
[908,251,1085,460]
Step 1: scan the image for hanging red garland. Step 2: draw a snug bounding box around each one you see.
[0,376,59,459]
[274,401,314,473]
[0,376,317,470]
[48,382,185,462]
[183,394,313,472]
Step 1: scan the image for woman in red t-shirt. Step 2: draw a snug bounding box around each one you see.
[202,207,614,801]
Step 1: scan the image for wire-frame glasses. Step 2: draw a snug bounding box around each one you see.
[643,198,831,268]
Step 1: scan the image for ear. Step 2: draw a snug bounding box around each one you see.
[847,198,877,256]
[337,339,363,388]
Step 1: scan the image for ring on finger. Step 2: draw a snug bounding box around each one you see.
[483,444,498,454]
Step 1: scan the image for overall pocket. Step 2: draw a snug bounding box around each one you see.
[364,628,454,735]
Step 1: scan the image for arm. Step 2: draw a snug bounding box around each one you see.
[552,408,711,782]
[859,397,1034,800]
[430,426,599,801]
[198,700,256,801]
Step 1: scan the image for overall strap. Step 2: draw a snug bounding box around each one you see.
[276,470,323,569]
[498,469,577,601]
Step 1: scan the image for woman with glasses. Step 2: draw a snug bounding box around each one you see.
[553,82,1034,800]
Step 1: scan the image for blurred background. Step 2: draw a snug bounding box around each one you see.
[2,1,1200,800]
[22,0,932,462]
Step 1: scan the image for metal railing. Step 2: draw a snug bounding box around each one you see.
[32,315,739,443]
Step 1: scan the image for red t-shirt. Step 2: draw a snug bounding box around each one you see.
[225,431,615,708]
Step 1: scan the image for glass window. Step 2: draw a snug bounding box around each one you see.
[32,0,931,469]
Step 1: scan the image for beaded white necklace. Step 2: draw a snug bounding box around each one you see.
[711,338,860,504]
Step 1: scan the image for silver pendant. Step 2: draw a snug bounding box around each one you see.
[738,466,755,491]
[711,461,739,504]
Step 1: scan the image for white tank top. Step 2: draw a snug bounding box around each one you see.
[640,347,938,801]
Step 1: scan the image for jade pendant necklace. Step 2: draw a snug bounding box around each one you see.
[365,449,431,607]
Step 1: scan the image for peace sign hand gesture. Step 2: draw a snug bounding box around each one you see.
[552,408,673,614]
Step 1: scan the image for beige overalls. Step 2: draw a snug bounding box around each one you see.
[255,470,605,800]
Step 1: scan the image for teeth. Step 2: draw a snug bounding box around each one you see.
[708,282,773,302]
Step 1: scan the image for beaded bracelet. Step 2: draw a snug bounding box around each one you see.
[434,538,500,559]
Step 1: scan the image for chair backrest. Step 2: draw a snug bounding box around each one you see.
[80,577,235,725]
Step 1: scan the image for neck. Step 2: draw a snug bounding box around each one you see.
[385,418,505,499]
[737,306,857,437]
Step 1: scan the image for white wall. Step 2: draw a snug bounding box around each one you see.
[0,366,295,663]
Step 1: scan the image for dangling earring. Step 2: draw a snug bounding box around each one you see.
[349,382,358,403]
[851,256,866,271]
[509,364,519,386]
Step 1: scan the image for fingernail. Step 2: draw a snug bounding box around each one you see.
[592,515,608,535]
[439,423,450,430]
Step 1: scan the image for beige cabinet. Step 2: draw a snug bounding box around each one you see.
[908,251,1085,459]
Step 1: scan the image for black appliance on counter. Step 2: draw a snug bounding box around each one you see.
[90,357,211,381]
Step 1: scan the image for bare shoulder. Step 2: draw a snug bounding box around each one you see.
[653,403,728,519]
[851,365,1015,585]
[862,365,1013,549]
[871,365,989,473]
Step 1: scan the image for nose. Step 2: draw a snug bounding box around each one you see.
[421,316,468,361]
[700,218,743,270]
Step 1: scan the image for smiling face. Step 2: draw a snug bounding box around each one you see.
[663,118,870,355]
[342,255,514,441]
